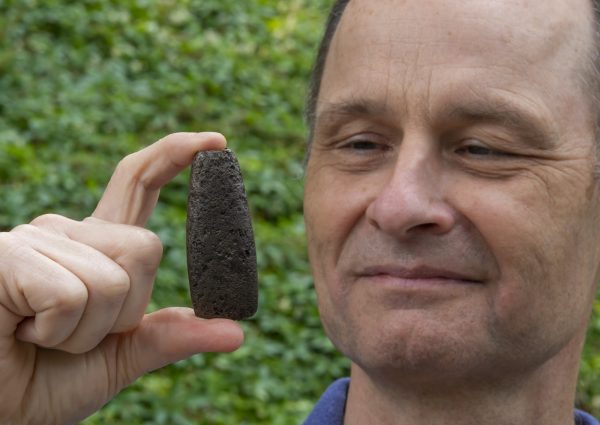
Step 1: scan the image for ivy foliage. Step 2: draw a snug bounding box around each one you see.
[0,0,350,423]
[2,0,600,423]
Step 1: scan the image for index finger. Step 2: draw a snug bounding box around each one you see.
[92,132,226,226]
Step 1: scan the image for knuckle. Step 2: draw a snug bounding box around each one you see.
[59,340,97,355]
[159,132,183,144]
[0,232,24,263]
[112,317,141,333]
[29,213,69,228]
[113,154,139,181]
[60,346,84,355]
[136,227,162,248]
[32,328,65,349]
[115,153,149,188]
[0,232,36,269]
[99,267,131,299]
[49,281,88,316]
[11,223,38,236]
[131,228,163,263]
[0,231,15,250]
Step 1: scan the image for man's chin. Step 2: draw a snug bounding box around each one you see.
[324,309,498,383]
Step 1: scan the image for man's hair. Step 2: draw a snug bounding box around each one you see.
[306,0,600,161]
[305,0,350,149]
[590,1,600,154]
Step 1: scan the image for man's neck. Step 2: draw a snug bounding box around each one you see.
[343,342,582,425]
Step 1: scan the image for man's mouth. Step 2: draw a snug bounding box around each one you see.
[356,265,483,285]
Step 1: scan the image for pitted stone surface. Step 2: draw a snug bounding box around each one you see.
[186,149,258,320]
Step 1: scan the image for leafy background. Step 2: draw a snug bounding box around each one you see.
[1,0,600,423]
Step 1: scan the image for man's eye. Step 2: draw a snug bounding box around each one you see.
[347,140,378,150]
[342,140,388,152]
[455,142,509,157]
[459,145,494,155]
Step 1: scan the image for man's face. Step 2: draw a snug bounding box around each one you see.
[304,0,600,383]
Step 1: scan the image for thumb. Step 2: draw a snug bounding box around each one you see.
[114,307,244,383]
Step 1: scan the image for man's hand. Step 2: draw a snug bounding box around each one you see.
[0,133,244,425]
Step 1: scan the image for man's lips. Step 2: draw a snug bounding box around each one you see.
[356,265,483,284]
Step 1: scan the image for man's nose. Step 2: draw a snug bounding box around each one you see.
[365,140,456,239]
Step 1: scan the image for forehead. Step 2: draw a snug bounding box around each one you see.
[331,0,591,65]
[338,0,586,47]
[317,0,595,129]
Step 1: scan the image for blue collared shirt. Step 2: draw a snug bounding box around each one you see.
[303,378,600,425]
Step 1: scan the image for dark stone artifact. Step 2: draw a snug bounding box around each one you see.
[186,149,258,320]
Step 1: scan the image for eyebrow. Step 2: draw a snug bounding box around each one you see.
[442,101,558,149]
[316,98,390,126]
[313,98,395,140]
[315,97,558,149]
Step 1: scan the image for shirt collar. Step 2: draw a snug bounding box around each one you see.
[303,378,349,425]
[303,377,600,425]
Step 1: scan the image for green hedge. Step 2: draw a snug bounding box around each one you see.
[1,1,599,423]
[0,1,349,423]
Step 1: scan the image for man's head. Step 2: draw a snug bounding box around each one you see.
[303,0,600,388]
[306,0,600,155]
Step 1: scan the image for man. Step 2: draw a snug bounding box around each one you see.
[303,0,600,424]
[1,1,600,424]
